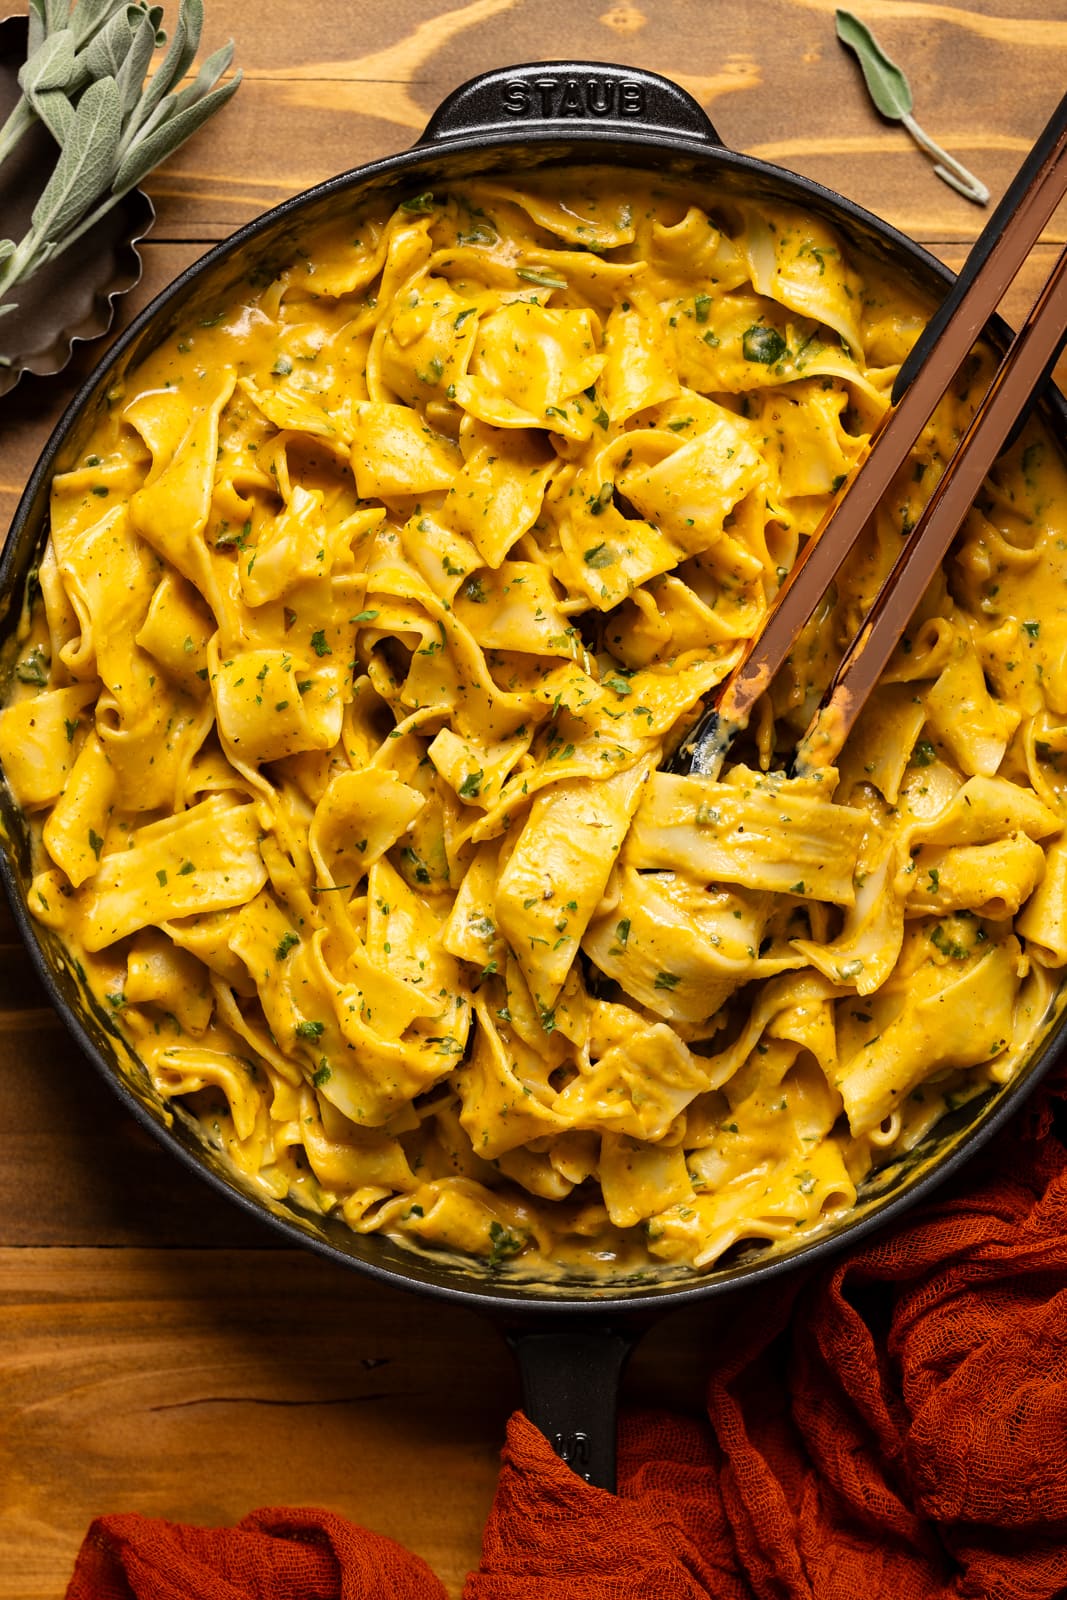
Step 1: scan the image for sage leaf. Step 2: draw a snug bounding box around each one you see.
[31,86,75,145]
[0,0,240,313]
[835,9,988,205]
[70,0,131,48]
[31,74,121,243]
[168,39,234,118]
[81,5,137,82]
[114,7,159,115]
[27,1,47,58]
[114,68,237,192]
[834,9,911,120]
[17,27,77,96]
[43,0,70,34]
[138,0,203,120]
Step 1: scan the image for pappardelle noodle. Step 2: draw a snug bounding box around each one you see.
[5,170,1067,1278]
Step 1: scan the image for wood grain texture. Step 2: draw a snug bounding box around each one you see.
[0,1249,512,1599]
[1,2,1065,1596]
[136,0,1067,244]
[0,1243,716,1600]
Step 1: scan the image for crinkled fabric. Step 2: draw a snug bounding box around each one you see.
[65,1506,447,1600]
[68,1079,1067,1600]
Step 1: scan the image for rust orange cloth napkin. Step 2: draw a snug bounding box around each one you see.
[67,1074,1067,1600]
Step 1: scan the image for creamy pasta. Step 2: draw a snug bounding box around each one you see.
[3,169,1066,1278]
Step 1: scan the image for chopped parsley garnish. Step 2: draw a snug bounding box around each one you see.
[215,522,250,550]
[14,649,48,686]
[402,846,432,884]
[487,1219,524,1267]
[836,959,865,980]
[587,482,613,516]
[742,324,788,364]
[516,267,568,289]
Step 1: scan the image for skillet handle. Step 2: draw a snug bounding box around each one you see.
[503,1323,640,1492]
[417,61,724,148]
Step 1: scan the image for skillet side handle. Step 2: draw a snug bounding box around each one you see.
[417,62,724,149]
[503,1323,640,1492]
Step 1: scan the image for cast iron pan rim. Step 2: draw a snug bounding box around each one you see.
[0,121,972,559]
[3,86,1065,1318]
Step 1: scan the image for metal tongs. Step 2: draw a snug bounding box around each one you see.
[675,89,1067,782]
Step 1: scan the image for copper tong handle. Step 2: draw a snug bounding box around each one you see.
[796,239,1067,774]
[678,88,1067,781]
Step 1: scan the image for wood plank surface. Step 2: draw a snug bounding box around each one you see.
[1,2,1065,1596]
[0,1249,512,1597]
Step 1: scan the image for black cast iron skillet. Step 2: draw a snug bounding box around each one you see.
[2,61,1066,1492]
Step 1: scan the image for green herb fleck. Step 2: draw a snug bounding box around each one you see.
[402,846,432,885]
[516,267,568,289]
[14,649,48,686]
[742,324,788,364]
[487,1218,524,1267]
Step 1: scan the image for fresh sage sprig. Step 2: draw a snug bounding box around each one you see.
[0,0,241,317]
[1,0,148,169]
[835,10,989,206]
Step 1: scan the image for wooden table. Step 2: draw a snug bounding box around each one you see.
[2,3,1065,1594]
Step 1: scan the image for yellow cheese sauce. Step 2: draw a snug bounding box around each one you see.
[3,169,1066,1280]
